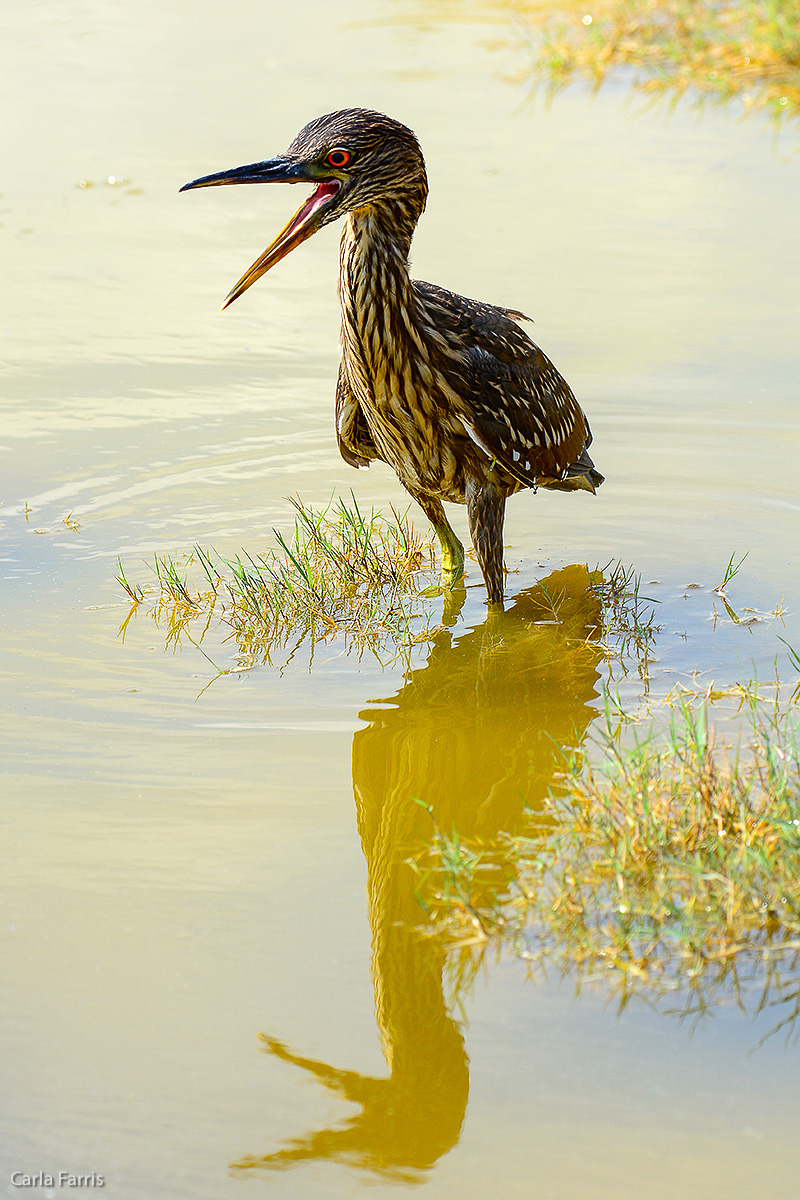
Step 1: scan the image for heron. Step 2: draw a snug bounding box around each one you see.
[181,108,603,607]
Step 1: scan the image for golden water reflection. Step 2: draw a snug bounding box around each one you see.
[233,565,602,1178]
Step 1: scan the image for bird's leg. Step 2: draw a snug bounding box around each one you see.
[465,475,506,608]
[415,496,465,591]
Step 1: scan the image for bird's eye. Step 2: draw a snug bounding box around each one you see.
[326,148,352,168]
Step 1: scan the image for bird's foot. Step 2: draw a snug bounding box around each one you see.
[437,536,465,593]
[421,534,466,619]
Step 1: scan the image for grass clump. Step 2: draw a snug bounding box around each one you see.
[589,559,659,683]
[117,493,663,672]
[414,688,800,1032]
[117,496,438,664]
[523,0,800,120]
[224,496,437,662]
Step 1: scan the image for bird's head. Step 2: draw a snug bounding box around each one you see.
[180,108,427,308]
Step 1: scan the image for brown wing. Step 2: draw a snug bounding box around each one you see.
[335,362,381,469]
[464,344,592,486]
[414,281,600,490]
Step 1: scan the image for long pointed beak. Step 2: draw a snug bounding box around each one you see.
[180,156,306,192]
[180,157,342,308]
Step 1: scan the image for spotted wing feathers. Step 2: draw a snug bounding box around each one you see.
[414,280,602,491]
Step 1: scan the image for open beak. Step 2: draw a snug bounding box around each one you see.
[180,158,342,309]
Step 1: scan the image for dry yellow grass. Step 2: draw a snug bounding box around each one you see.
[414,687,800,1031]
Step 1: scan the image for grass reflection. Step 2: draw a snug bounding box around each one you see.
[232,565,605,1179]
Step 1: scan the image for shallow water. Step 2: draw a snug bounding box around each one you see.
[2,1,800,1197]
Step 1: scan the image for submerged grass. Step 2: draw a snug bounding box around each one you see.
[413,683,800,1033]
[521,0,800,120]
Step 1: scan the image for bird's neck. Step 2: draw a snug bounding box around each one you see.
[338,203,421,373]
[340,203,415,298]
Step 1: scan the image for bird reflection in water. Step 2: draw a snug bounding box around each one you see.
[232,565,604,1180]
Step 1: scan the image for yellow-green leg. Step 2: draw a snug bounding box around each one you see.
[416,496,465,590]
[435,521,465,590]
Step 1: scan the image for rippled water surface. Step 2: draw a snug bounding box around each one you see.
[2,1,800,1197]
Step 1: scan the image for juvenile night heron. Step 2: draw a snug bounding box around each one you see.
[181,109,603,606]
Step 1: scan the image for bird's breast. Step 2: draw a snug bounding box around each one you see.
[341,340,468,500]
[338,226,477,500]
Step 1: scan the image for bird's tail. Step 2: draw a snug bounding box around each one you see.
[537,449,604,495]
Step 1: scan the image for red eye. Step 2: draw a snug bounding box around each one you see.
[326,148,351,168]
